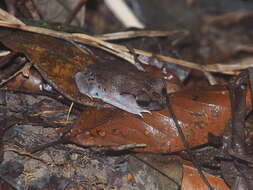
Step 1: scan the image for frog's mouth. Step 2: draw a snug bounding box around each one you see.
[135,87,167,111]
[136,100,164,111]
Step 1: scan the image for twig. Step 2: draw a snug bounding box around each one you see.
[95,30,189,41]
[3,148,65,165]
[0,7,24,25]
[0,12,252,81]
[166,96,215,190]
[31,109,69,116]
[0,19,247,76]
[0,51,15,69]
[203,71,217,85]
[205,57,253,73]
[43,126,71,137]
[1,20,206,72]
[0,50,10,56]
[0,9,248,76]
[236,44,253,53]
[66,102,74,121]
[91,144,147,151]
[0,62,32,87]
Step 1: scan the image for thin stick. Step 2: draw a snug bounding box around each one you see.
[95,30,189,41]
[0,10,249,75]
[91,144,146,151]
[0,8,24,25]
[0,62,32,87]
[66,102,74,121]
[203,71,217,85]
[0,20,205,72]
[0,50,11,56]
[3,148,65,165]
[0,20,246,75]
[166,96,215,190]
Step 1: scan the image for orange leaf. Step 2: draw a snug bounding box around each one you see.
[65,86,251,153]
[0,28,104,107]
[182,165,230,190]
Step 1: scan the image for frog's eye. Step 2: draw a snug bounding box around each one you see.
[136,91,151,107]
[136,100,150,107]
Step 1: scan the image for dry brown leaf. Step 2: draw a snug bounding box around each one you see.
[182,164,230,190]
[65,86,252,153]
[2,67,43,93]
[0,27,109,108]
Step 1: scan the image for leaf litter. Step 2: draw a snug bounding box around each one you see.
[1,2,253,189]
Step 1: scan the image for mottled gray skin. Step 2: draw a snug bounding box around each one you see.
[75,61,166,116]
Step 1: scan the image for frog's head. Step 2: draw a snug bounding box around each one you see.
[135,78,167,111]
[75,70,96,96]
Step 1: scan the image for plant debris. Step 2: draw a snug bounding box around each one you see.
[1,1,253,189]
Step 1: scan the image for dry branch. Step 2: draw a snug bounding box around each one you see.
[95,29,189,41]
[3,148,66,165]
[0,9,251,76]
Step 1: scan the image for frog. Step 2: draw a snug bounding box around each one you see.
[75,61,167,116]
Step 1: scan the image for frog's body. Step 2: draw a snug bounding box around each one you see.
[75,61,166,116]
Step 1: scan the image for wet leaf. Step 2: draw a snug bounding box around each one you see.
[65,86,252,153]
[1,67,44,93]
[182,164,229,190]
[0,27,106,107]
[0,27,184,115]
